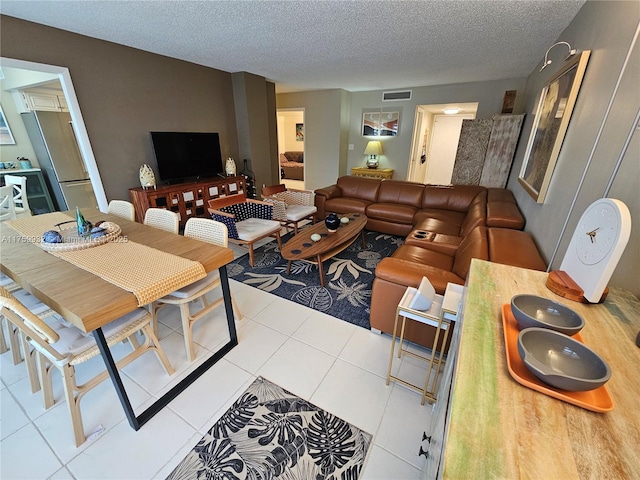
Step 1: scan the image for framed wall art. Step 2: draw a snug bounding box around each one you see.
[296,123,304,141]
[518,50,590,203]
[0,104,16,145]
[362,110,399,137]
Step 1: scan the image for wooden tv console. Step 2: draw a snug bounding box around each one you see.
[129,176,246,228]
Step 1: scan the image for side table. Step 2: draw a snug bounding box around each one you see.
[386,282,464,404]
[351,167,394,180]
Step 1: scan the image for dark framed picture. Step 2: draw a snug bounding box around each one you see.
[518,50,590,203]
[362,110,399,136]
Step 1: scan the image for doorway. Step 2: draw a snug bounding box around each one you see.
[0,57,108,210]
[276,108,305,190]
[407,103,478,185]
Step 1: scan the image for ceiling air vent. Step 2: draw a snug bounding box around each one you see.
[382,90,412,102]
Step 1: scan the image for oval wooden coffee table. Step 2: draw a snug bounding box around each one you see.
[281,213,367,287]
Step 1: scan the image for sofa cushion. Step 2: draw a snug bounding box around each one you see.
[488,228,547,271]
[324,197,371,216]
[366,203,418,225]
[377,180,424,208]
[392,245,455,272]
[336,176,380,202]
[459,201,487,237]
[487,202,525,229]
[283,151,304,163]
[412,217,462,236]
[414,208,467,227]
[452,226,489,279]
[421,185,486,212]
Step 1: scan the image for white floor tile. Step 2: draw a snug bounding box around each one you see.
[361,445,422,480]
[376,384,433,470]
[34,373,151,464]
[223,319,288,373]
[66,407,196,480]
[168,358,251,430]
[292,310,356,356]
[0,388,30,440]
[251,298,312,335]
[0,423,62,480]
[311,359,392,434]
[257,337,336,399]
[49,466,75,479]
[231,283,278,319]
[338,327,401,378]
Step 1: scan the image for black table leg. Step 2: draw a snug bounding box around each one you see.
[95,264,238,431]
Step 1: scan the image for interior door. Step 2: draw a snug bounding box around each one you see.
[424,114,474,185]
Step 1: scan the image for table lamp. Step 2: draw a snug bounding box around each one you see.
[364,141,383,169]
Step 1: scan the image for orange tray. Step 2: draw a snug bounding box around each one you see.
[501,303,614,413]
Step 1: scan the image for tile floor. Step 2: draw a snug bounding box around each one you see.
[1,239,438,480]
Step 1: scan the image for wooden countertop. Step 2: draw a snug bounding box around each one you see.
[442,259,640,479]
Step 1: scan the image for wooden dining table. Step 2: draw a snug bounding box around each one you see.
[0,209,238,431]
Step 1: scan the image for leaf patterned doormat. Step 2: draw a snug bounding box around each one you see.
[167,376,372,479]
[227,230,404,329]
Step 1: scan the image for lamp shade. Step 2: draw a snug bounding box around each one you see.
[364,141,383,156]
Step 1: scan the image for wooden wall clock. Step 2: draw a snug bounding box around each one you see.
[547,198,631,303]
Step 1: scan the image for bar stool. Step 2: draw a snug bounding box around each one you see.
[386,278,463,405]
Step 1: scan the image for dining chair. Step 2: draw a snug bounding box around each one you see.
[4,175,32,218]
[143,207,179,234]
[108,199,136,221]
[152,217,242,361]
[0,185,17,222]
[0,286,175,447]
[261,184,317,234]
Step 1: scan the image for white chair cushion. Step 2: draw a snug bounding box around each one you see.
[162,270,220,299]
[285,205,317,221]
[13,289,54,316]
[235,218,281,241]
[49,308,149,357]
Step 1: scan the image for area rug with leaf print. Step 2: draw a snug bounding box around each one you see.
[226,229,404,329]
[167,376,372,480]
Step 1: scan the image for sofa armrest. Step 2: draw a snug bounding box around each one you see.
[314,184,341,200]
[375,257,464,295]
[314,184,341,219]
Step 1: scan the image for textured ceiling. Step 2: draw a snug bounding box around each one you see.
[0,0,586,93]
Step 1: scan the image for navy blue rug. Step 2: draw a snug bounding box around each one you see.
[226,229,404,329]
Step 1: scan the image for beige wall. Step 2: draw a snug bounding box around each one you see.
[0,15,239,202]
[508,1,639,296]
[278,111,305,152]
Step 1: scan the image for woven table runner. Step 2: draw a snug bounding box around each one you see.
[6,211,74,242]
[6,213,206,306]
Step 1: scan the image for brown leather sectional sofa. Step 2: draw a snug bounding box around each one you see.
[315,175,547,349]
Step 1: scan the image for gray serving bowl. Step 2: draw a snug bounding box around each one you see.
[511,294,585,335]
[517,327,611,391]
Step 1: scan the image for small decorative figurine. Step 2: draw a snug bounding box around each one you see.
[225,157,237,176]
[324,213,340,232]
[139,164,156,189]
[75,207,92,237]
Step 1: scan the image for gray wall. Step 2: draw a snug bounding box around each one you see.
[0,15,239,202]
[508,1,639,296]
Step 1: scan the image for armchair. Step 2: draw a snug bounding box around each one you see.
[208,193,282,267]
[261,184,317,234]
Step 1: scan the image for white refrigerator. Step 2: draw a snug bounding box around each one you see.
[21,111,98,211]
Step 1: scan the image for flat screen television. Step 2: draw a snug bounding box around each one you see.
[150,131,223,183]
